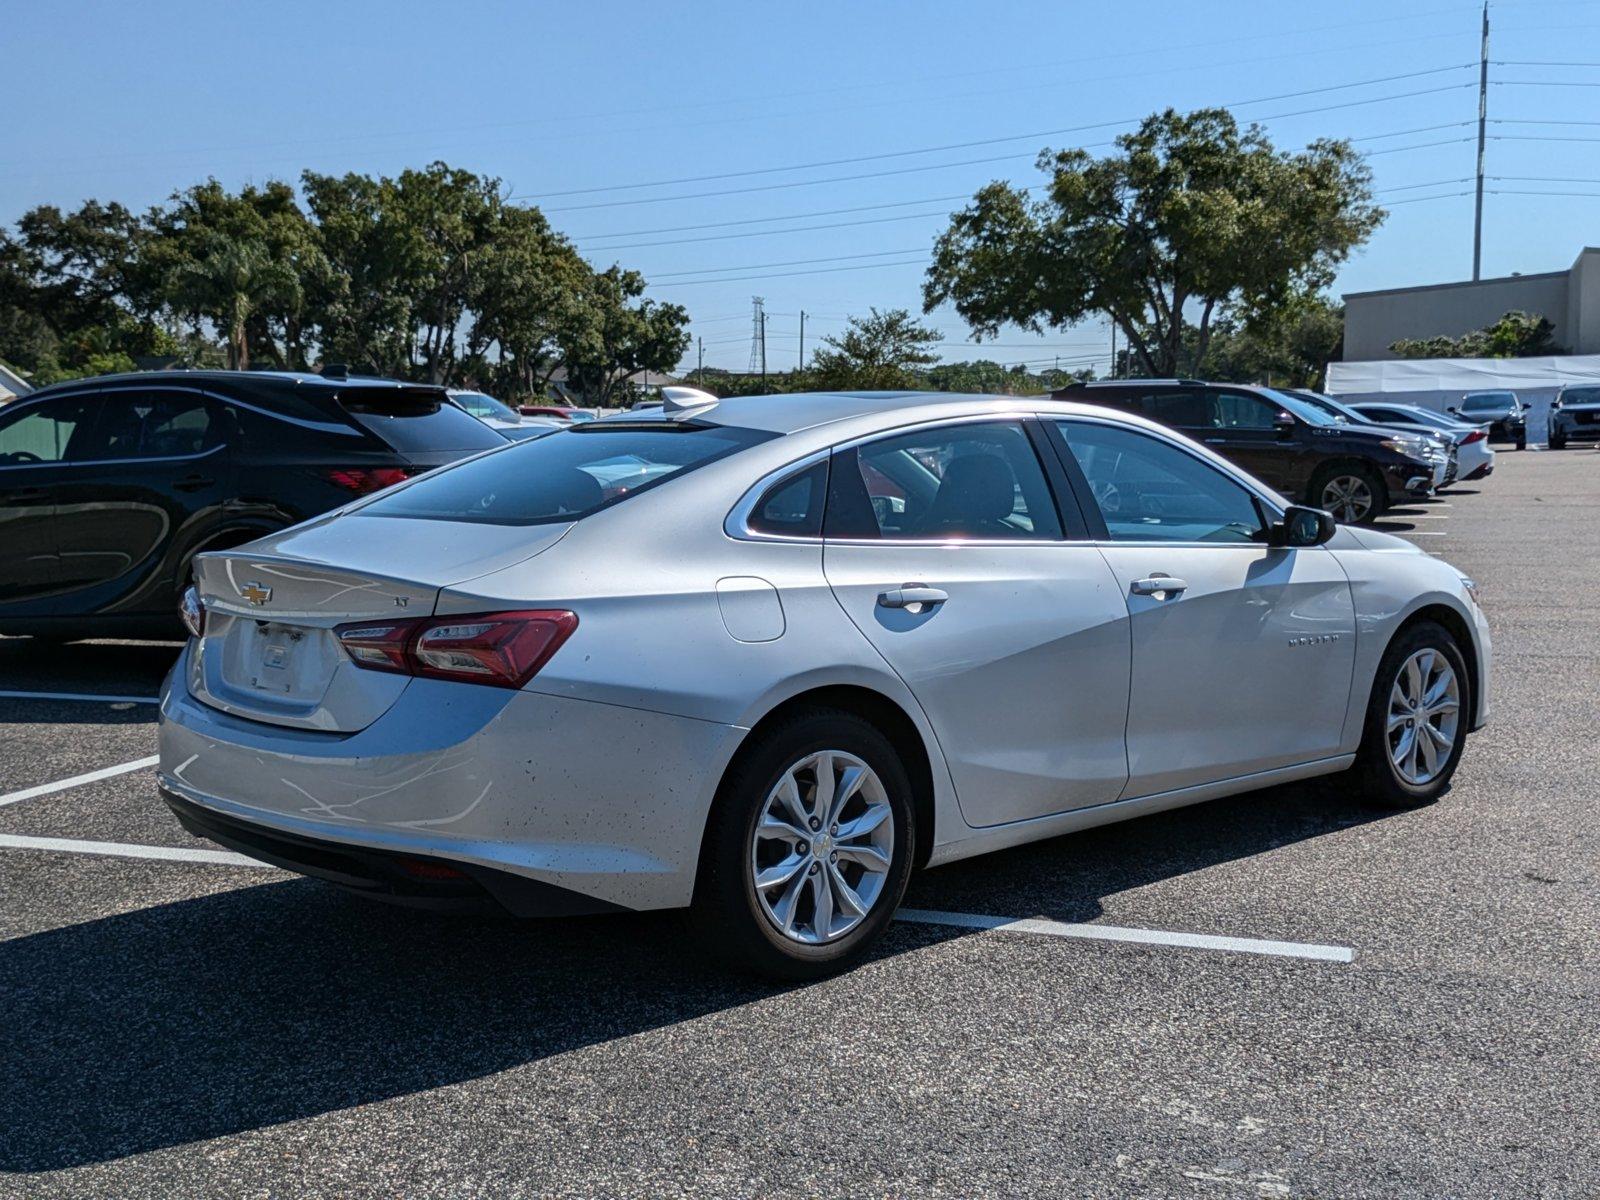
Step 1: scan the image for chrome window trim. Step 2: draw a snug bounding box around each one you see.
[0,441,228,472]
[725,411,1067,545]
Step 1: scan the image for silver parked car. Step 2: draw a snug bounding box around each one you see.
[158,392,1491,977]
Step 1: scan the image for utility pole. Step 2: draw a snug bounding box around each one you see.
[798,310,806,371]
[748,296,765,375]
[759,309,768,380]
[1472,0,1489,281]
[1109,321,1118,379]
[696,336,703,387]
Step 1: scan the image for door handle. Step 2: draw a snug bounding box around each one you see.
[173,474,215,492]
[878,584,949,609]
[1130,576,1189,597]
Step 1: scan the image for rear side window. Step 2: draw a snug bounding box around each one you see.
[80,391,220,460]
[340,388,504,452]
[362,423,776,526]
[748,460,828,537]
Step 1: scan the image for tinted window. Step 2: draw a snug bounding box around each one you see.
[827,421,1061,540]
[81,392,219,460]
[749,460,828,537]
[341,389,505,452]
[0,396,98,464]
[1461,392,1514,412]
[1138,391,1210,427]
[362,423,775,526]
[1562,388,1600,404]
[1358,408,1403,424]
[1058,420,1264,544]
[1209,391,1281,431]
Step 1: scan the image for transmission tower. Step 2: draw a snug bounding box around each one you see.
[748,296,766,374]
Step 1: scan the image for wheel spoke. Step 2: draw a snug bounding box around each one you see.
[1416,725,1439,776]
[827,764,866,826]
[1423,721,1453,751]
[1392,726,1416,771]
[835,804,890,843]
[755,853,806,892]
[775,772,810,831]
[810,871,834,939]
[835,843,890,871]
[1403,656,1424,707]
[1426,697,1459,716]
[827,861,867,916]
[809,753,835,824]
[772,869,808,932]
[758,814,808,843]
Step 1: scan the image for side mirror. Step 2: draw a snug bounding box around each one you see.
[1269,504,1337,547]
[1445,405,1458,414]
[1273,410,1296,438]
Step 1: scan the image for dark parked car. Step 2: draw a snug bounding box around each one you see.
[0,370,505,640]
[1052,379,1442,524]
[1450,391,1526,449]
[1548,385,1600,449]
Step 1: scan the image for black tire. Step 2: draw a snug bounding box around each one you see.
[691,706,916,980]
[1310,463,1388,525]
[1549,435,1565,450]
[1352,620,1471,809]
[1515,434,1526,450]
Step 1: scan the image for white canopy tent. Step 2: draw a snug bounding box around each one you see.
[1325,354,1600,440]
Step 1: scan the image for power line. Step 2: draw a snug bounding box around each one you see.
[517,64,1473,202]
[653,247,930,280]
[657,258,932,288]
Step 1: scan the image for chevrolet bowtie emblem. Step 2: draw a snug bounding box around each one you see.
[239,582,273,606]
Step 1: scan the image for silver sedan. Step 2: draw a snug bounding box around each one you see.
[158,392,1491,977]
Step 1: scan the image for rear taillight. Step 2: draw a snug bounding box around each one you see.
[325,467,414,495]
[180,586,206,639]
[334,610,577,689]
[1462,429,1486,445]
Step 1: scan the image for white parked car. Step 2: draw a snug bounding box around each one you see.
[448,390,563,441]
[1349,402,1496,482]
[159,392,1490,977]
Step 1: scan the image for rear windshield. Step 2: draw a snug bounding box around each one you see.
[340,389,505,452]
[360,422,776,525]
[1461,392,1515,411]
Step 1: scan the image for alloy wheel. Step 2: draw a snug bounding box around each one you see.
[749,750,895,945]
[1321,474,1375,523]
[1386,648,1461,786]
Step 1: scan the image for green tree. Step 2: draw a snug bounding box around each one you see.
[1194,293,1345,387]
[561,267,690,407]
[809,307,942,390]
[1391,310,1560,359]
[924,108,1383,378]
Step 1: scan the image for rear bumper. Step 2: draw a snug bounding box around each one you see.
[162,785,621,916]
[1463,462,1495,481]
[157,646,746,912]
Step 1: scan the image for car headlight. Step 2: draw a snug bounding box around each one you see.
[1381,436,1433,460]
[1459,575,1481,606]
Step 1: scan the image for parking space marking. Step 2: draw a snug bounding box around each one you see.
[0,832,265,867]
[0,689,159,705]
[897,908,1354,963]
[0,755,161,809]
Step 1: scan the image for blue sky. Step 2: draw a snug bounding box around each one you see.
[7,0,1600,373]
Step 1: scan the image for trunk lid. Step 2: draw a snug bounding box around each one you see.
[187,514,571,732]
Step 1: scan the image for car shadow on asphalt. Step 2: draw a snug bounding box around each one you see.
[0,637,181,699]
[0,778,1387,1173]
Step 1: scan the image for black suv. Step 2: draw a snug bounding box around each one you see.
[1449,390,1527,449]
[1052,380,1441,524]
[0,370,506,639]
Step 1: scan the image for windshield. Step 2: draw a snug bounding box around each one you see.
[1259,388,1338,427]
[1387,407,1459,431]
[360,422,776,526]
[452,392,519,422]
[1462,392,1515,411]
[1562,387,1600,404]
[1288,390,1364,423]
[567,411,597,421]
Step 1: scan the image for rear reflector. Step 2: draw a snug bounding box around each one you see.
[335,610,578,689]
[396,857,467,881]
[325,467,414,495]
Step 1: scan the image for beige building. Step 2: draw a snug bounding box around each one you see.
[1343,247,1600,362]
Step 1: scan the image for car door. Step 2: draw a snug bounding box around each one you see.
[48,387,234,615]
[1049,416,1356,798]
[0,392,103,608]
[821,417,1132,828]
[1195,388,1312,497]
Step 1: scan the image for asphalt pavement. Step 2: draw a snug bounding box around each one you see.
[1,447,1596,1198]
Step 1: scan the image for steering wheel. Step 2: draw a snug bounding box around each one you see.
[1090,479,1121,513]
[2,450,43,466]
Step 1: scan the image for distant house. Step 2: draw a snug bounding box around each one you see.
[0,360,33,403]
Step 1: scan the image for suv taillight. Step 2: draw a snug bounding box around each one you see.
[179,586,206,639]
[325,467,414,495]
[335,610,577,689]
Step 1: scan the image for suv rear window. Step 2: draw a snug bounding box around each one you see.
[360,422,776,526]
[340,389,505,452]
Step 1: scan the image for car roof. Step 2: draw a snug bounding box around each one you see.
[27,369,442,400]
[601,390,1036,436]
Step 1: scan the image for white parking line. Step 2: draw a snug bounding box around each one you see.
[897,908,1354,963]
[0,833,263,867]
[0,690,159,705]
[0,756,160,808]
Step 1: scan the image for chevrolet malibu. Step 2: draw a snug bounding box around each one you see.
[158,392,1490,978]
